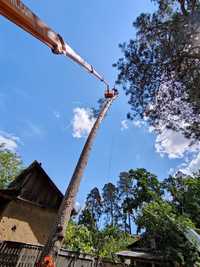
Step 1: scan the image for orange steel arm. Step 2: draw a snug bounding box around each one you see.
[0,0,109,86]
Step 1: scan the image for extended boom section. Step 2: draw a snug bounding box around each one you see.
[0,0,108,85]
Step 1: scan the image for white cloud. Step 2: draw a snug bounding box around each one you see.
[120,119,147,131]
[129,117,200,174]
[72,107,95,138]
[151,126,200,175]
[155,128,200,159]
[0,131,19,152]
[180,153,200,175]
[121,120,128,131]
[148,126,155,133]
[168,167,175,175]
[74,201,81,212]
[133,120,146,128]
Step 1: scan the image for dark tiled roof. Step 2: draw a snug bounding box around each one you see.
[2,160,63,209]
[0,188,19,200]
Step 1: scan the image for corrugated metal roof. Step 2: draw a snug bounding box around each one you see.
[116,250,162,260]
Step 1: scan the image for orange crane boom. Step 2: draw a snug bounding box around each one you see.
[0,0,109,86]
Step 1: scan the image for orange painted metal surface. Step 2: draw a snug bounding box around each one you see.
[0,0,109,85]
[0,0,62,53]
[104,89,118,98]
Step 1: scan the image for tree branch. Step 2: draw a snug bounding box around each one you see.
[178,0,188,15]
[191,0,197,13]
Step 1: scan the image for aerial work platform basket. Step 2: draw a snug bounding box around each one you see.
[104,88,118,98]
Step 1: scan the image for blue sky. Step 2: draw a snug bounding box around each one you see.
[1,0,200,206]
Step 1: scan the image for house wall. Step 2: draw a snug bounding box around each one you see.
[0,198,57,245]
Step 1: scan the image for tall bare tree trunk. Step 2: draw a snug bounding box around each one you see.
[37,95,117,266]
[128,212,131,234]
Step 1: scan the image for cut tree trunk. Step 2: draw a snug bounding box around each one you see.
[37,95,117,266]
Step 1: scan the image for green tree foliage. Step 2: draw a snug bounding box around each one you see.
[118,171,134,233]
[78,208,96,230]
[0,148,23,189]
[64,222,134,259]
[114,0,200,141]
[66,168,200,265]
[130,168,163,209]
[163,172,200,228]
[136,200,200,266]
[64,221,94,253]
[102,183,120,226]
[118,169,162,233]
[134,171,200,266]
[79,187,102,230]
[93,226,134,259]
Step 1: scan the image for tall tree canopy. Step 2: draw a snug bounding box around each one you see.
[73,168,200,265]
[129,168,163,212]
[114,0,200,141]
[79,187,102,230]
[102,183,120,227]
[0,148,23,189]
[118,171,134,233]
[117,169,162,233]
[136,200,199,266]
[163,173,200,228]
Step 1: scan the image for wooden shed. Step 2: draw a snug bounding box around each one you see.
[0,160,63,245]
[116,235,164,267]
[116,249,163,267]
